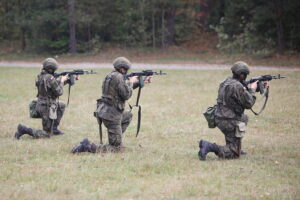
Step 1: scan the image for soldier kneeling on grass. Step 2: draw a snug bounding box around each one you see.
[199,61,267,160]
[15,58,78,139]
[71,57,151,153]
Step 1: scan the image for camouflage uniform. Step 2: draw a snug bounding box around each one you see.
[214,77,256,158]
[15,58,66,139]
[72,57,137,154]
[199,61,256,160]
[32,71,65,138]
[94,69,133,151]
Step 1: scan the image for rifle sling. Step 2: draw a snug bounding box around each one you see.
[67,84,71,106]
[136,105,141,137]
[97,118,103,144]
[135,86,142,137]
[128,85,143,137]
[136,85,142,106]
[250,86,269,115]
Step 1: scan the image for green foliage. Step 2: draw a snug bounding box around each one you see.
[0,0,299,54]
[212,0,300,54]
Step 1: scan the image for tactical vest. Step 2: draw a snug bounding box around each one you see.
[101,71,125,111]
[217,78,236,105]
[35,72,57,101]
[216,77,244,118]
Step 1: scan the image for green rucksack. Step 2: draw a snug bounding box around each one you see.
[203,105,217,128]
[29,99,41,118]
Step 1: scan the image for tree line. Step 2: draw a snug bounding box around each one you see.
[0,0,299,55]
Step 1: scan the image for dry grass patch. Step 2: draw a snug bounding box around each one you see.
[0,67,299,199]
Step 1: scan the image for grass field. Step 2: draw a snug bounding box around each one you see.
[0,67,299,200]
[1,47,300,67]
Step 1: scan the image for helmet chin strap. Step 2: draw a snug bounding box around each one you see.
[118,68,128,75]
[47,69,55,74]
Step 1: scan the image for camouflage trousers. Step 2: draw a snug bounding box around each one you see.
[32,102,65,138]
[215,118,247,159]
[98,110,133,150]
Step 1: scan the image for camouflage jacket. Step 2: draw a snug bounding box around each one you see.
[35,71,64,102]
[96,70,133,121]
[215,77,256,120]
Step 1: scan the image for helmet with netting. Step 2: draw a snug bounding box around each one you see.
[231,61,250,75]
[42,58,59,71]
[113,57,131,70]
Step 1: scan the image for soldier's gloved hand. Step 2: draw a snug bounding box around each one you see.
[61,75,68,83]
[74,75,80,81]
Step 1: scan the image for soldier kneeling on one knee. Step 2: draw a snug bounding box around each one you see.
[199,61,267,160]
[72,57,152,154]
[15,58,78,139]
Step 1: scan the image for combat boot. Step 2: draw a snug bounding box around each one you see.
[71,138,97,154]
[52,121,64,135]
[52,128,64,135]
[198,140,219,161]
[15,124,33,139]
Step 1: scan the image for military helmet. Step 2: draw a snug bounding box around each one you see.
[113,57,131,70]
[231,61,250,75]
[42,57,59,71]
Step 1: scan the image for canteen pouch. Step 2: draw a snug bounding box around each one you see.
[29,99,41,118]
[203,105,217,128]
[49,103,57,120]
[94,98,103,117]
[235,122,246,138]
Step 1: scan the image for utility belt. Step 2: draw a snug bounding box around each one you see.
[101,96,124,112]
[216,103,244,120]
[38,96,58,120]
[100,97,113,106]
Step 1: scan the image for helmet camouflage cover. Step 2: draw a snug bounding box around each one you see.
[231,61,250,75]
[113,57,131,70]
[42,58,59,71]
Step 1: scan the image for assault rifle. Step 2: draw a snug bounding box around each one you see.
[54,69,97,86]
[54,69,98,105]
[125,70,166,137]
[125,70,167,79]
[244,74,285,94]
[243,74,286,115]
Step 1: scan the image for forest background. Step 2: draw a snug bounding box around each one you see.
[1,0,300,64]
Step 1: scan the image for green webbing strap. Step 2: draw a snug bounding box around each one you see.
[97,118,103,144]
[67,83,71,106]
[128,83,143,137]
[250,86,269,115]
[136,105,141,137]
[135,84,142,137]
